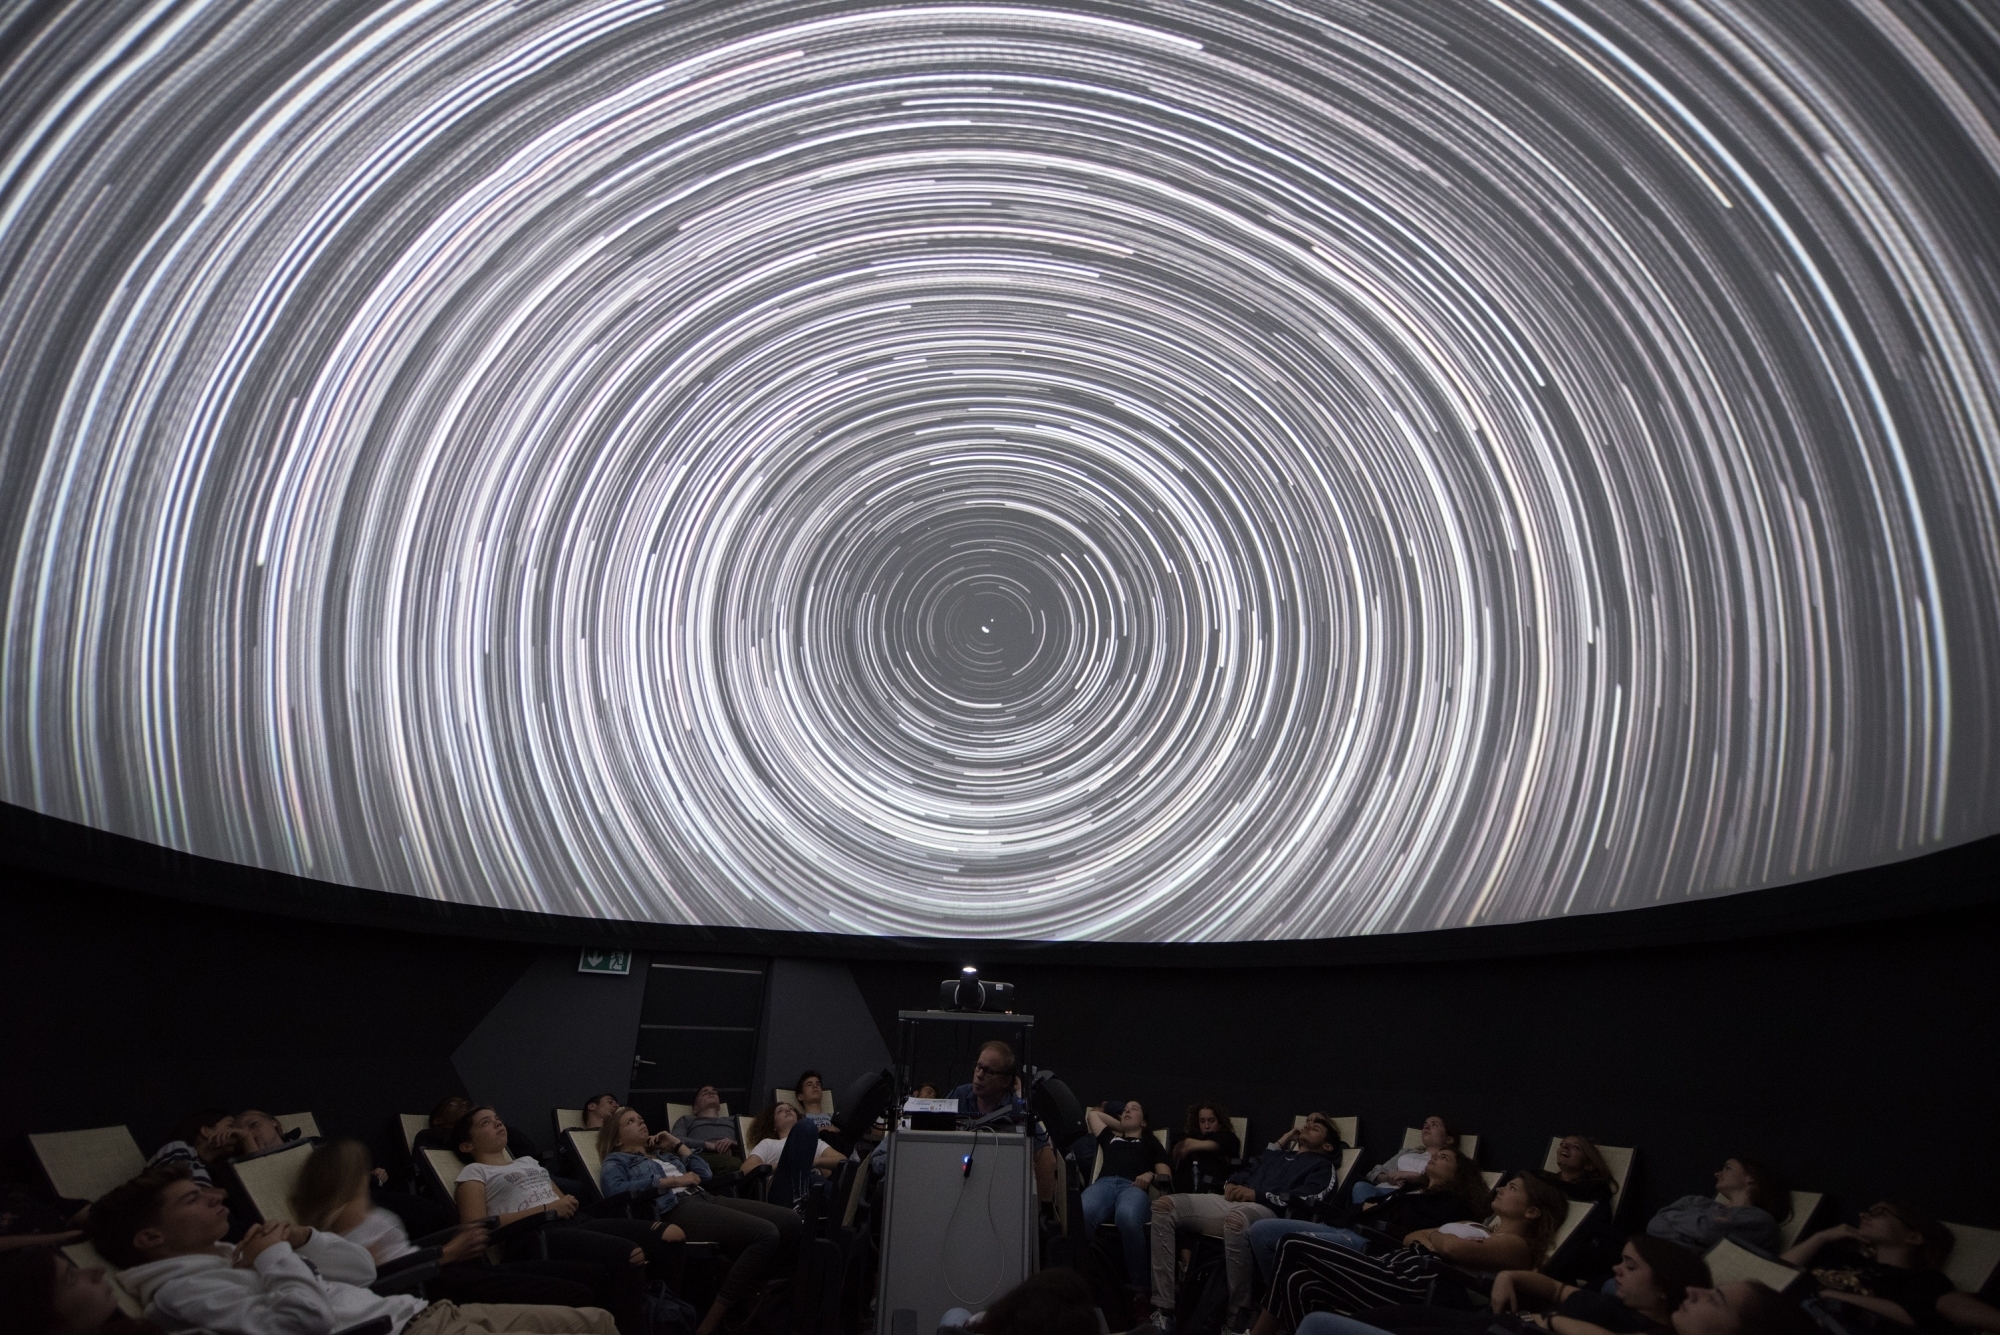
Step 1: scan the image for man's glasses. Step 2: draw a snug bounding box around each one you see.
[974,1063,1009,1078]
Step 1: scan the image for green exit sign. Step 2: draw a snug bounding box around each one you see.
[577,948,632,975]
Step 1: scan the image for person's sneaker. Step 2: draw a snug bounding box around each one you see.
[1222,1311,1256,1335]
[1139,1311,1176,1333]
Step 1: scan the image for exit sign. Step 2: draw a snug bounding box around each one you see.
[577,948,632,975]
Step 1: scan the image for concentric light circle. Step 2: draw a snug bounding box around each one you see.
[2,0,1998,939]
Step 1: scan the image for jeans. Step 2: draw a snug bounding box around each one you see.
[1246,1218,1366,1283]
[1081,1175,1154,1292]
[1352,1182,1399,1205]
[769,1117,829,1207]
[664,1195,801,1305]
[1298,1315,1395,1335]
[1150,1193,1274,1314]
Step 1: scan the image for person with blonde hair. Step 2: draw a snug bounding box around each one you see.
[598,1106,802,1335]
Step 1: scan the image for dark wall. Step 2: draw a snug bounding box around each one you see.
[851,899,2000,1229]
[0,871,535,1180]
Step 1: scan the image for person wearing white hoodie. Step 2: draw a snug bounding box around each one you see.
[87,1166,615,1335]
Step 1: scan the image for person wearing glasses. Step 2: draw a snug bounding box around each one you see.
[1782,1201,1997,1332]
[942,1041,1056,1203]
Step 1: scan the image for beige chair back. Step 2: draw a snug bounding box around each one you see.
[1543,1196,1594,1265]
[274,1113,321,1140]
[231,1140,317,1224]
[841,1147,872,1228]
[400,1113,430,1153]
[738,1115,758,1151]
[1152,1128,1169,1150]
[421,1145,487,1202]
[1704,1236,1801,1290]
[1943,1221,2000,1293]
[64,1242,144,1319]
[1541,1137,1634,1210]
[1482,1170,1502,1190]
[666,1103,694,1128]
[1231,1116,1249,1153]
[554,1108,587,1133]
[1336,1146,1363,1190]
[28,1126,147,1204]
[566,1128,607,1195]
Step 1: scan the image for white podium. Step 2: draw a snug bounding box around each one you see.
[876,1128,1038,1335]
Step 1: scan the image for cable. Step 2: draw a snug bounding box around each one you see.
[940,1126,1008,1308]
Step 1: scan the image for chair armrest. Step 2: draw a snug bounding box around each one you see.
[414,1219,493,1248]
[369,1251,441,1296]
[583,1190,655,1218]
[488,1213,551,1247]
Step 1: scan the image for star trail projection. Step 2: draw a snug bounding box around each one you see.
[2,0,1999,942]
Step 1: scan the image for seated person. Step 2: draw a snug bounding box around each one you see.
[942,1041,1055,1202]
[0,1245,164,1335]
[229,1111,290,1157]
[1356,1116,1461,1204]
[451,1105,676,1316]
[1144,1111,1343,1333]
[291,1138,603,1312]
[599,1106,802,1335]
[742,1103,848,1208]
[1782,1200,1994,1333]
[1082,1100,1172,1303]
[1647,1160,1785,1255]
[416,1097,543,1166]
[1532,1136,1616,1204]
[1246,1145,1489,1294]
[1294,1279,1813,1335]
[791,1072,836,1133]
[144,1110,241,1188]
[84,1164,615,1335]
[670,1086,744,1173]
[579,1095,620,1132]
[1245,1172,1567,1335]
[1170,1103,1242,1196]
[1476,1234,1712,1335]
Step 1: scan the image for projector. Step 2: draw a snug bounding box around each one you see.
[939,965,1015,1012]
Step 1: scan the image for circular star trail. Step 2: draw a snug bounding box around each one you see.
[2,0,1998,941]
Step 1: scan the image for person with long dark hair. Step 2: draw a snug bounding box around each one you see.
[1171,1103,1242,1195]
[1083,1099,1173,1307]
[1246,1172,1569,1335]
[742,1101,847,1207]
[1245,1145,1491,1295]
[1355,1116,1462,1204]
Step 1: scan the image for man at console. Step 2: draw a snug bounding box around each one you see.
[943,1040,1056,1203]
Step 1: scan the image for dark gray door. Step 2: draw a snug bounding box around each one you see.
[628,955,766,1128]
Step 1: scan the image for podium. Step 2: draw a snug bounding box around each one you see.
[875,1128,1038,1334]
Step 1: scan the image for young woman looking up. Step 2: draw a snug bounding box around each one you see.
[1247,1171,1567,1335]
[1357,1116,1461,1203]
[451,1105,674,1301]
[1783,1199,2000,1332]
[292,1138,599,1310]
[1532,1136,1616,1204]
[742,1102,847,1208]
[1245,1144,1491,1292]
[599,1106,803,1335]
[1083,1100,1173,1304]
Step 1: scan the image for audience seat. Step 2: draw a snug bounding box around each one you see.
[1542,1137,1636,1219]
[28,1126,146,1204]
[1402,1126,1480,1162]
[1943,1222,2000,1294]
[1778,1191,1826,1251]
[223,1138,318,1224]
[1541,1197,1598,1275]
[1704,1236,1802,1290]
[399,1113,430,1154]
[275,1112,321,1139]
[552,1108,586,1144]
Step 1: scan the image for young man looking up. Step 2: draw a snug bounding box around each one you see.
[670,1086,744,1173]
[86,1165,615,1335]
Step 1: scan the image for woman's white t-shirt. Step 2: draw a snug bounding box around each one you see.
[456,1156,562,1215]
[1394,1150,1431,1175]
[746,1138,787,1168]
[1437,1221,1491,1240]
[346,1206,417,1263]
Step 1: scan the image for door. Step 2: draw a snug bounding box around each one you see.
[627,955,767,1130]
